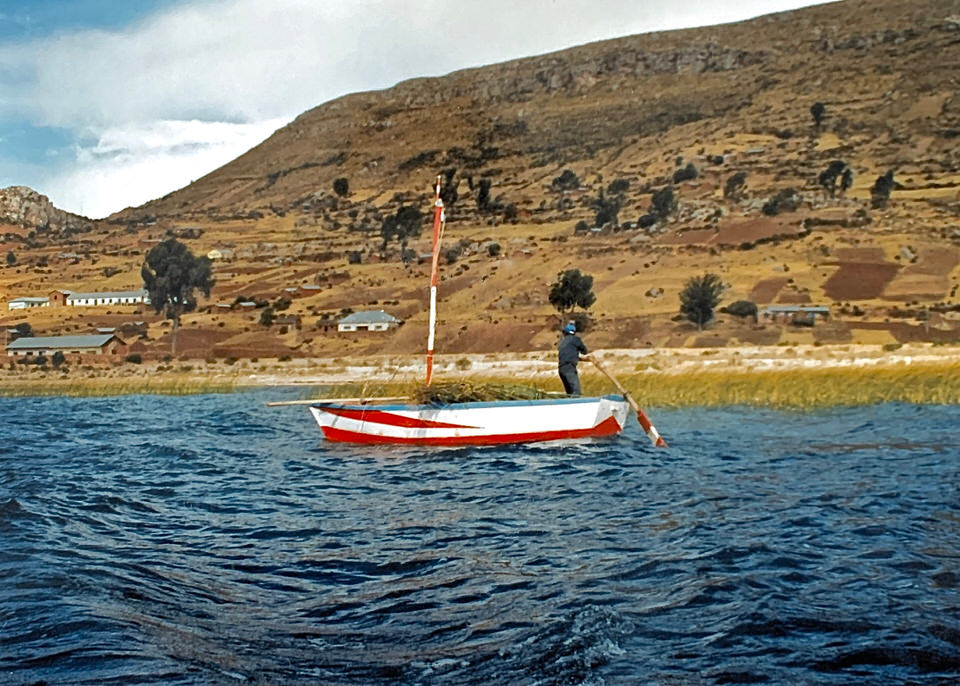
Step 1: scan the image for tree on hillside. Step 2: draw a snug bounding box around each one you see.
[379,205,423,253]
[650,185,677,220]
[5,251,15,266]
[840,167,854,195]
[811,102,826,129]
[871,170,896,209]
[818,160,849,197]
[551,169,580,192]
[672,162,699,184]
[141,238,214,355]
[680,273,725,330]
[607,178,630,196]
[333,177,349,197]
[593,192,621,227]
[476,178,492,211]
[549,269,596,315]
[440,168,459,208]
[259,307,275,327]
[724,172,747,201]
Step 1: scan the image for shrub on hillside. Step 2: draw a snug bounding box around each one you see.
[871,170,896,209]
[607,178,630,195]
[811,101,826,128]
[672,163,699,184]
[650,186,677,220]
[762,188,800,216]
[724,172,747,200]
[637,214,658,230]
[550,169,580,192]
[721,300,758,319]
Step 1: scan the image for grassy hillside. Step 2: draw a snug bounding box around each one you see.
[2,0,960,361]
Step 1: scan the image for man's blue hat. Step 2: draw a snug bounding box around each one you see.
[564,322,576,334]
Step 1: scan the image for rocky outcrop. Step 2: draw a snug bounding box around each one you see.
[0,186,92,233]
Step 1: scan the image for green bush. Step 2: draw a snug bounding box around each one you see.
[722,300,758,319]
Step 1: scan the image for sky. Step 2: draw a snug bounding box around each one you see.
[0,0,836,219]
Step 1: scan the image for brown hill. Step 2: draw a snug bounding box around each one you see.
[114,0,960,221]
[4,0,960,362]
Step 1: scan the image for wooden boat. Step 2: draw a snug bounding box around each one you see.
[300,175,665,447]
[309,394,631,445]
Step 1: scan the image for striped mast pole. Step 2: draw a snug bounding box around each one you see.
[425,174,445,386]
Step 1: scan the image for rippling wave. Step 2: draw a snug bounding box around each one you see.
[1,394,959,684]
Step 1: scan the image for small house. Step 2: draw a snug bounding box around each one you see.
[337,310,401,333]
[49,289,71,306]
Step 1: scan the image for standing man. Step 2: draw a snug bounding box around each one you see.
[558,321,590,396]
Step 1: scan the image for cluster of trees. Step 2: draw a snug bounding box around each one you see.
[819,160,853,196]
[546,268,736,333]
[379,205,423,253]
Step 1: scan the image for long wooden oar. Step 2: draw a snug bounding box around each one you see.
[590,358,667,447]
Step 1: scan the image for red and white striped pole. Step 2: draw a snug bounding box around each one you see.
[425,174,445,386]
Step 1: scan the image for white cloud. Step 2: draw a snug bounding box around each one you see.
[45,118,287,219]
[0,0,833,216]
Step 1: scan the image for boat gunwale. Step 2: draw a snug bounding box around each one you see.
[310,393,627,412]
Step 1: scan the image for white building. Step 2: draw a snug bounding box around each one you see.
[57,289,150,307]
[761,306,830,323]
[8,297,49,310]
[337,310,401,332]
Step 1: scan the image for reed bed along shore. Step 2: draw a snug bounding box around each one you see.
[609,360,960,409]
[299,360,960,409]
[0,375,239,398]
[1,356,958,408]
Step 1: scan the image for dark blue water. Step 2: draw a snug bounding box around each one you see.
[1,394,959,685]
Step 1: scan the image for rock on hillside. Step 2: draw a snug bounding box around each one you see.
[0,186,93,234]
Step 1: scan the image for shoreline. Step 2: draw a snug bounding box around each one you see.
[2,343,959,407]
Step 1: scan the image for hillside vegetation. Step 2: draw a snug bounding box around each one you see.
[3,0,960,362]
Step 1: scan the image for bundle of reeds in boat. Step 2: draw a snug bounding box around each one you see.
[410,381,554,404]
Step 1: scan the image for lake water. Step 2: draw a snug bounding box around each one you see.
[1,393,959,684]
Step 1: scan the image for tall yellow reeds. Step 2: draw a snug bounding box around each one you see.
[588,361,960,408]
[0,375,238,397]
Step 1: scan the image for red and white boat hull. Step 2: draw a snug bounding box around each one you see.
[309,395,631,445]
